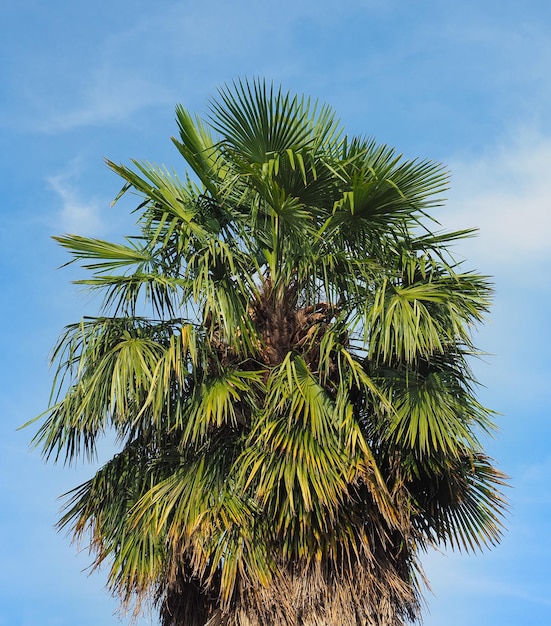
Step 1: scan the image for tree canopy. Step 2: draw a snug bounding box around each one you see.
[32,79,507,626]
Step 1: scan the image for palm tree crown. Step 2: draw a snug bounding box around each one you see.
[33,80,507,626]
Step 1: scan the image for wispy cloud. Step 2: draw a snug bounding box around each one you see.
[47,163,105,235]
[35,76,175,134]
[9,1,400,136]
[11,9,179,134]
[440,128,551,278]
[424,551,551,618]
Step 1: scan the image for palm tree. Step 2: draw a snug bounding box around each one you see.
[33,80,506,626]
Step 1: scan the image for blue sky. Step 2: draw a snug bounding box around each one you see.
[1,1,550,624]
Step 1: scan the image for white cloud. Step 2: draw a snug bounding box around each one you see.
[33,70,175,134]
[15,10,179,134]
[47,165,105,235]
[440,128,551,275]
[16,1,397,135]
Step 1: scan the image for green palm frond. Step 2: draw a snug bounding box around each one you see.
[172,106,222,197]
[209,79,342,163]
